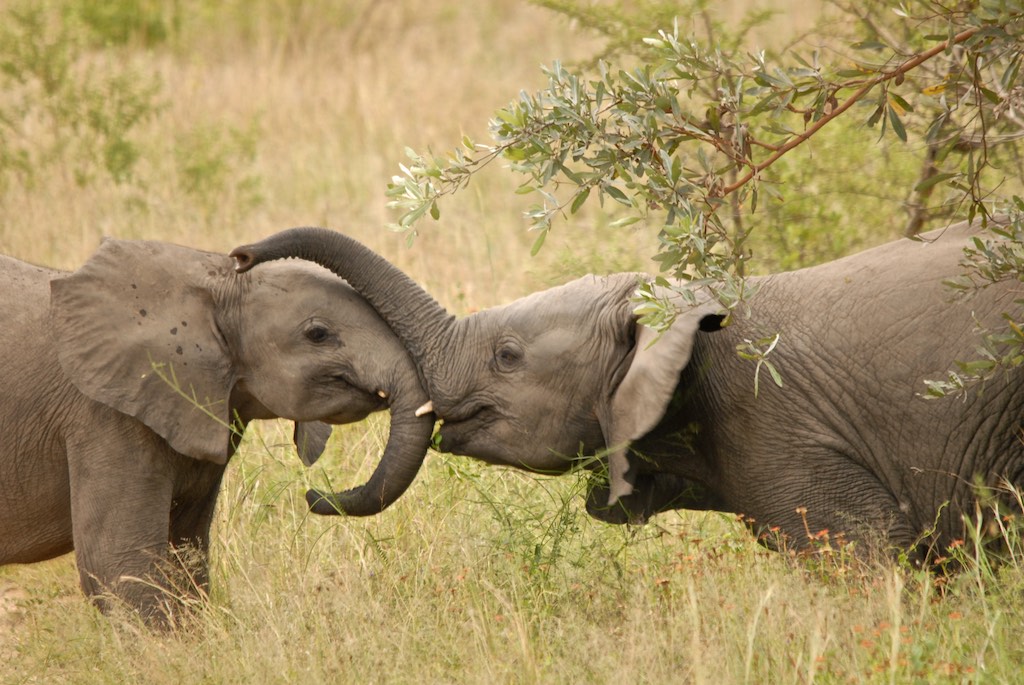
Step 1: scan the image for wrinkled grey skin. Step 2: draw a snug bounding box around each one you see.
[0,238,430,625]
[232,220,1024,560]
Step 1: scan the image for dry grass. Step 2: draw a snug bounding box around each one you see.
[2,1,1023,682]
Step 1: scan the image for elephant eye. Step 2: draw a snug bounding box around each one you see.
[494,342,523,371]
[305,325,331,344]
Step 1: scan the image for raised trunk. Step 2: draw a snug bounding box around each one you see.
[231,228,455,396]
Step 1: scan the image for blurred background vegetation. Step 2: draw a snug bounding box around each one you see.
[1,0,1023,682]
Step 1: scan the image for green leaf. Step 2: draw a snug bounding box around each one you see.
[530,228,548,256]
[914,172,957,191]
[604,184,632,206]
[887,105,907,142]
[1001,56,1021,91]
[495,108,519,125]
[570,187,591,214]
[866,103,884,127]
[979,87,1001,104]
[504,146,528,161]
[888,92,914,113]
[609,216,641,228]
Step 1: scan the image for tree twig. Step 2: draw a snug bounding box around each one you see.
[720,26,981,197]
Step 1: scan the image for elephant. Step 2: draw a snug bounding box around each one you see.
[231,219,1024,561]
[0,238,432,625]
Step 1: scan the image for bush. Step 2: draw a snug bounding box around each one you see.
[0,2,160,193]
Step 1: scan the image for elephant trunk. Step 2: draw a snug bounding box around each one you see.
[306,375,435,516]
[231,228,457,404]
[231,228,457,514]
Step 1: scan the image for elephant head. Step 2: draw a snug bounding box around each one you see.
[51,238,433,516]
[231,228,722,505]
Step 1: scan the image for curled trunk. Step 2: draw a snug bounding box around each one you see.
[309,384,433,516]
[232,228,451,514]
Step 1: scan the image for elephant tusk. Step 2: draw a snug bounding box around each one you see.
[414,400,434,417]
[377,389,388,399]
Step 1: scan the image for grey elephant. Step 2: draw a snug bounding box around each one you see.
[0,238,431,625]
[232,219,1024,561]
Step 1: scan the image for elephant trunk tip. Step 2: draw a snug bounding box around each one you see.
[306,489,346,516]
[228,247,256,273]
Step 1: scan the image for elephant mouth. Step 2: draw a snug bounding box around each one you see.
[319,373,389,418]
[434,403,499,456]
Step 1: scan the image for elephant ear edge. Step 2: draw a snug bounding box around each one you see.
[599,285,722,505]
[51,238,238,464]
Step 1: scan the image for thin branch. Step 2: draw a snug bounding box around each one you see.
[720,26,981,196]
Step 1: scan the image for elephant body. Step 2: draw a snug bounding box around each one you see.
[0,239,431,624]
[232,220,1023,560]
[613,226,1024,555]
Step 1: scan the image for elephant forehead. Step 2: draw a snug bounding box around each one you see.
[250,260,351,290]
[516,272,640,309]
[529,327,598,362]
[499,277,639,335]
[247,262,366,306]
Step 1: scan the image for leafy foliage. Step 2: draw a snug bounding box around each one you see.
[0,2,160,192]
[385,0,1024,327]
[72,0,179,47]
[925,197,1024,397]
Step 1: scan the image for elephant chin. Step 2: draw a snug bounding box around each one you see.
[434,418,510,465]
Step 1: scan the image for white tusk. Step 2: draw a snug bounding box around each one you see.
[414,400,434,417]
[377,389,388,399]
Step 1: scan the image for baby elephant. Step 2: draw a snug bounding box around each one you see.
[0,238,432,626]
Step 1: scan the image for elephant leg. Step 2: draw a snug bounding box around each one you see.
[585,471,724,524]
[167,462,227,596]
[66,413,182,626]
[738,457,920,562]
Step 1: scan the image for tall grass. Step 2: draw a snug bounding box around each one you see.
[2,1,1023,682]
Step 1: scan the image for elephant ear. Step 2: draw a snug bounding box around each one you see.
[294,421,332,466]
[51,238,237,463]
[599,286,722,505]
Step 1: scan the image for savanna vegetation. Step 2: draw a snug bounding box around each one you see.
[1,0,1023,682]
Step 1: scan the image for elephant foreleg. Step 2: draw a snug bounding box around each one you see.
[66,416,182,626]
[585,471,725,524]
[167,463,227,596]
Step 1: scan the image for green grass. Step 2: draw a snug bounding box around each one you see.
[1,1,1023,682]
[6,420,1024,682]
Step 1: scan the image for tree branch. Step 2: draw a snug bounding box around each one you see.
[720,26,981,197]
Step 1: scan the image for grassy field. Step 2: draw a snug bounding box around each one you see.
[2,1,1023,682]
